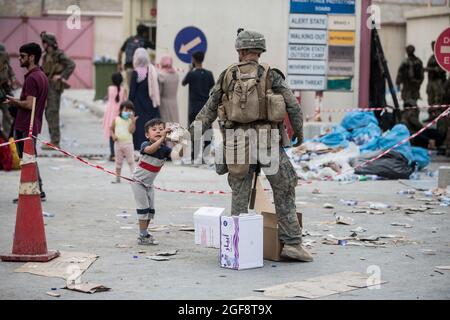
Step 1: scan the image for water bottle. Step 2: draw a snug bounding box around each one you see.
[409,165,420,180]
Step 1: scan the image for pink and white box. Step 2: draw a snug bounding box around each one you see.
[220,214,263,270]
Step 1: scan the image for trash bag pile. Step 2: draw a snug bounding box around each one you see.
[287,111,430,181]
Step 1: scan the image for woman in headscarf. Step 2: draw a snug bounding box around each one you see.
[157,55,179,123]
[129,48,161,150]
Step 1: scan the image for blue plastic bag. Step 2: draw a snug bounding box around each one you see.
[316,125,350,148]
[351,122,382,147]
[361,124,414,164]
[341,111,379,131]
[411,146,430,169]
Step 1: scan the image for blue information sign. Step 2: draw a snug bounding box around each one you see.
[290,0,355,15]
[174,26,208,64]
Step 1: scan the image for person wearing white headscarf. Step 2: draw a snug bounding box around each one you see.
[129,48,161,150]
[157,55,179,123]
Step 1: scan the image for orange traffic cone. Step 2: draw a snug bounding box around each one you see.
[1,138,59,262]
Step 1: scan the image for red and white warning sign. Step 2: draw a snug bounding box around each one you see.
[435,27,450,73]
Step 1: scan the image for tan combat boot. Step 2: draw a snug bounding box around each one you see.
[281,244,314,262]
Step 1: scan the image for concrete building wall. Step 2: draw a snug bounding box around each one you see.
[94,16,124,60]
[123,0,157,42]
[378,24,407,91]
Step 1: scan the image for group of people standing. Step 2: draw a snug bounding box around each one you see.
[0,33,75,148]
[102,24,215,178]
[396,42,450,156]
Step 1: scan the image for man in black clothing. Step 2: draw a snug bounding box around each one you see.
[182,51,215,125]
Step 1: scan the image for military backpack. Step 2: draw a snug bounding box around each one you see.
[219,62,286,125]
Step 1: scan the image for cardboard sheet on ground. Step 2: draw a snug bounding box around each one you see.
[14,251,98,280]
[65,282,110,294]
[255,271,386,299]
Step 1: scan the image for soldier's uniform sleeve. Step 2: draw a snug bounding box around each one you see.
[189,70,226,135]
[269,69,304,143]
[57,51,76,80]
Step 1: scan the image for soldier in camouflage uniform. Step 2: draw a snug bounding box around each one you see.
[40,32,76,148]
[0,42,17,137]
[189,30,313,262]
[425,41,447,121]
[396,45,424,106]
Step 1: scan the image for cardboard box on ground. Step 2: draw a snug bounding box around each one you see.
[193,179,302,262]
[254,178,303,262]
[194,207,225,248]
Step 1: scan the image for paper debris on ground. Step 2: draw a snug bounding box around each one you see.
[351,208,385,215]
[148,224,170,232]
[155,250,178,256]
[14,252,98,280]
[336,216,354,225]
[46,291,61,297]
[179,227,195,231]
[323,203,334,209]
[368,202,390,210]
[421,249,436,255]
[358,235,380,242]
[147,256,170,261]
[391,222,413,228]
[120,226,133,230]
[435,266,450,271]
[351,227,367,233]
[254,271,386,299]
[303,230,323,237]
[65,282,110,294]
[169,223,190,228]
[429,211,446,215]
[404,207,429,213]
[115,244,133,249]
[43,212,55,217]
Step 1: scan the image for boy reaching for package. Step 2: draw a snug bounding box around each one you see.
[131,118,185,245]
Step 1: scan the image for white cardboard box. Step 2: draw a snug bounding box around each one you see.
[194,207,226,248]
[220,214,263,270]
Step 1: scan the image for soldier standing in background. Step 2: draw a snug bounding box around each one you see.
[396,45,424,107]
[189,29,313,262]
[442,77,450,156]
[40,32,75,149]
[0,42,17,138]
[425,41,447,121]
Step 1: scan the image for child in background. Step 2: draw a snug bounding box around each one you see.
[110,101,137,183]
[102,72,127,162]
[131,118,184,245]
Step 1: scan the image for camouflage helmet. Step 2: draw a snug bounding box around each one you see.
[235,30,266,52]
[41,32,58,47]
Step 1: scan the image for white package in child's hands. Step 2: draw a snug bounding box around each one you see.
[166,122,189,143]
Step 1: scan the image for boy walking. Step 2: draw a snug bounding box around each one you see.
[131,118,183,245]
